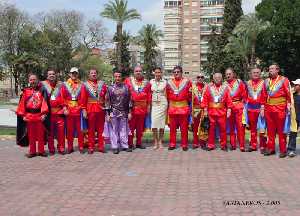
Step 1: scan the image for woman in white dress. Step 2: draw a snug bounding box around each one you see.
[150,67,168,149]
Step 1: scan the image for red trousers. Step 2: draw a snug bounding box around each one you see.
[228,108,245,150]
[248,111,267,150]
[208,115,227,149]
[27,121,45,154]
[66,115,84,151]
[193,115,206,147]
[265,110,287,153]
[169,114,188,148]
[87,111,105,151]
[128,113,146,147]
[48,115,65,153]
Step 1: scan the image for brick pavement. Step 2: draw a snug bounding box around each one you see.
[0,140,300,216]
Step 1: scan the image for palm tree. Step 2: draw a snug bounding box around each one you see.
[233,13,270,66]
[135,24,163,79]
[101,0,141,68]
[224,34,251,79]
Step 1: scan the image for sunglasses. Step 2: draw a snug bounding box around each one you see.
[173,71,181,74]
[197,76,204,79]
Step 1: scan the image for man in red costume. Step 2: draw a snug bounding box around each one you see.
[124,66,151,150]
[261,64,291,158]
[245,67,267,153]
[61,67,84,154]
[191,73,207,149]
[201,72,232,151]
[166,66,192,151]
[81,68,107,154]
[41,69,65,155]
[225,68,247,151]
[16,74,49,158]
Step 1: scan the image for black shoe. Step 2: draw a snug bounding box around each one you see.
[67,149,74,154]
[192,145,199,149]
[247,148,253,152]
[231,146,236,151]
[264,150,276,156]
[221,147,228,152]
[37,152,48,157]
[99,149,106,153]
[240,149,245,152]
[25,153,36,158]
[136,145,146,149]
[79,150,84,154]
[88,150,94,154]
[125,148,132,152]
[182,147,188,151]
[113,149,119,154]
[207,147,214,151]
[260,149,266,154]
[168,146,175,151]
[279,153,287,158]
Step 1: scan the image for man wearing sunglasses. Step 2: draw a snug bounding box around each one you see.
[124,65,151,150]
[166,66,192,151]
[191,73,207,149]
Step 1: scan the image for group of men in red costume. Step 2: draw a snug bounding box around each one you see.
[16,63,292,158]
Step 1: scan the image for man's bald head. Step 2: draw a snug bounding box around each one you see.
[213,72,223,84]
[134,65,143,80]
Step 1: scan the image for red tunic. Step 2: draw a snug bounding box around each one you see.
[226,79,247,111]
[81,80,107,113]
[16,87,48,121]
[124,77,151,115]
[245,79,264,112]
[261,75,291,112]
[61,79,83,116]
[41,80,64,115]
[201,82,233,117]
[166,78,192,115]
[192,82,206,109]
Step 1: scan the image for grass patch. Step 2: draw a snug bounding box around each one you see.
[0,128,16,136]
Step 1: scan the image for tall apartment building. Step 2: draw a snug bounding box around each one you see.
[164,0,224,77]
[163,0,183,74]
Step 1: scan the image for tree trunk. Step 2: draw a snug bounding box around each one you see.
[13,71,19,96]
[250,41,256,67]
[9,66,14,97]
[116,23,123,69]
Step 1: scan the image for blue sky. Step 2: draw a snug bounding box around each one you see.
[8,0,262,35]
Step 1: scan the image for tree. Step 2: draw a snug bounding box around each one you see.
[233,13,270,66]
[224,34,251,79]
[101,0,141,68]
[256,0,300,80]
[135,24,163,79]
[222,0,243,38]
[118,31,131,69]
[80,55,113,83]
[0,3,30,95]
[80,19,109,49]
[38,10,84,48]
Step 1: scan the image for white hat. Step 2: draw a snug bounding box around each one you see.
[292,79,300,85]
[70,67,79,73]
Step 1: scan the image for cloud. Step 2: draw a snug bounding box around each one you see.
[242,0,262,14]
[140,0,163,27]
